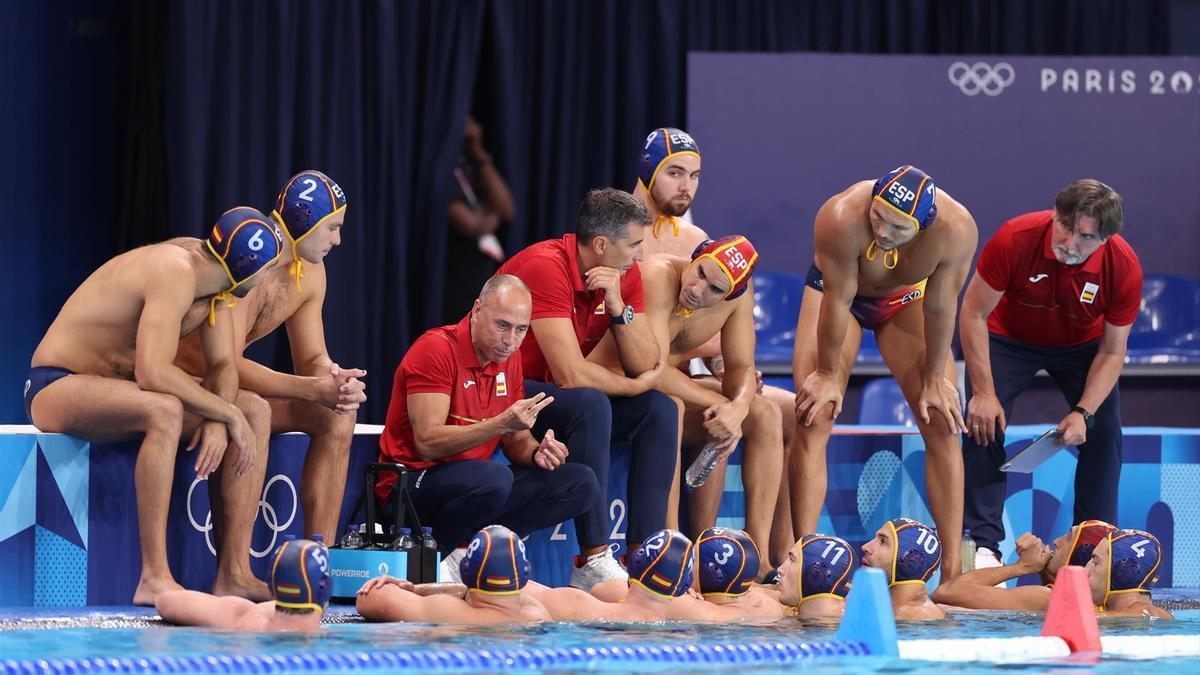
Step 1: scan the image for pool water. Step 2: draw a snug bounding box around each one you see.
[1,608,1197,673]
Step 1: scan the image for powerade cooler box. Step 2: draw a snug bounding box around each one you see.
[329,463,440,600]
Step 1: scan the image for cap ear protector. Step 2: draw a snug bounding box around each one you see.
[205,206,282,325]
[271,170,347,292]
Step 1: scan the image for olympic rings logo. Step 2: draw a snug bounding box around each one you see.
[947,62,1015,96]
[187,473,297,558]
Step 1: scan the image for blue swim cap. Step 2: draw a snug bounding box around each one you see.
[1104,529,1162,605]
[638,128,700,193]
[627,529,695,598]
[271,170,347,291]
[270,538,331,613]
[205,206,282,325]
[273,170,347,242]
[886,518,941,587]
[460,525,531,596]
[871,165,938,229]
[206,206,282,289]
[697,528,758,597]
[799,534,855,601]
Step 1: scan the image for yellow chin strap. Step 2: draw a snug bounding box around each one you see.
[289,257,306,293]
[271,205,345,293]
[208,292,238,327]
[205,238,243,327]
[652,214,680,239]
[865,240,899,270]
[672,303,693,318]
[273,214,308,293]
[801,592,846,602]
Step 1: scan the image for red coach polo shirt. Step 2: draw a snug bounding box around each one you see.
[376,315,524,501]
[497,234,645,381]
[977,210,1142,347]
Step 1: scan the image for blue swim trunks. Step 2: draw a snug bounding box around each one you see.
[24,366,75,423]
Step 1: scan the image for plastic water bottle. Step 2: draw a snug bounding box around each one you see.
[420,526,438,552]
[961,528,976,572]
[340,524,364,550]
[392,527,417,552]
[684,440,723,490]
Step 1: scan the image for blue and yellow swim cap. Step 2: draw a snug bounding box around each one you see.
[460,525,531,596]
[205,206,282,325]
[886,518,941,587]
[697,527,758,597]
[798,534,855,601]
[270,538,332,613]
[271,170,347,291]
[871,165,938,230]
[638,128,700,194]
[627,529,695,598]
[1103,529,1162,606]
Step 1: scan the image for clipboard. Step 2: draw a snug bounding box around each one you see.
[1000,428,1065,473]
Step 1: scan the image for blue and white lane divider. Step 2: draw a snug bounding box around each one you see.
[2,641,872,674]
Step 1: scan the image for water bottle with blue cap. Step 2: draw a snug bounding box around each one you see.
[421,526,438,551]
[340,523,363,550]
[393,527,417,552]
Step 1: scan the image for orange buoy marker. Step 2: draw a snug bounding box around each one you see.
[1041,565,1101,653]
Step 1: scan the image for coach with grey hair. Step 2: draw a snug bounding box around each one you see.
[959,179,1143,570]
[498,188,678,590]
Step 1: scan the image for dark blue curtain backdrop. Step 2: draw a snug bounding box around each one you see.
[6,0,1181,423]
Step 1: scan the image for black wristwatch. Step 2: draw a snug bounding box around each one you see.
[611,305,635,325]
[1071,405,1095,429]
